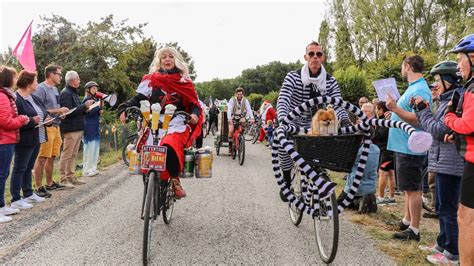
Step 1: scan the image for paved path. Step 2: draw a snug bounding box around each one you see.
[2,136,394,264]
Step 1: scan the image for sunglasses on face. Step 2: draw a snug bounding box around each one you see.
[307,51,324,58]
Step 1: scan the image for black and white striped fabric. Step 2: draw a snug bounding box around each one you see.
[277,71,349,172]
[272,96,422,216]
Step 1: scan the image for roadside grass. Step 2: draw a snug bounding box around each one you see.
[331,171,438,265]
[4,149,121,204]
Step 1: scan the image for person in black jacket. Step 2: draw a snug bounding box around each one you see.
[10,71,51,211]
[373,101,396,205]
[58,71,93,187]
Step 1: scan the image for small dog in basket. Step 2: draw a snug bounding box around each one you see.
[311,108,338,135]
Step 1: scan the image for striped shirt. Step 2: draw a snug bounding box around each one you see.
[277,70,349,127]
[25,95,46,143]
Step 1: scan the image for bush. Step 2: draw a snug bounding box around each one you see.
[333,65,369,104]
[263,91,279,106]
[247,93,265,110]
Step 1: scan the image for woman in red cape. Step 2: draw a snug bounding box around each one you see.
[119,46,203,199]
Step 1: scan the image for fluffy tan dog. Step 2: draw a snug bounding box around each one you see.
[311,108,338,135]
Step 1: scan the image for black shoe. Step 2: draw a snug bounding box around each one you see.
[423,212,439,219]
[399,220,410,231]
[393,228,420,241]
[279,190,289,202]
[35,186,52,198]
[46,181,67,191]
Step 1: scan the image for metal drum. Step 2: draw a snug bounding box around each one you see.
[182,149,195,178]
[195,147,213,178]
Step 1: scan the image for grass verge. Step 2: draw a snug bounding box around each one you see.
[330,171,438,265]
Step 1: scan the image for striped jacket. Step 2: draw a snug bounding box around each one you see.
[277,70,349,127]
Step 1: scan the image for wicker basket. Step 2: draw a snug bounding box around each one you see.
[294,134,364,173]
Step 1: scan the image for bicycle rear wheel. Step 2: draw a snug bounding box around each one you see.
[162,180,174,224]
[312,179,339,264]
[238,134,245,165]
[143,172,158,265]
[288,165,303,226]
[122,134,138,167]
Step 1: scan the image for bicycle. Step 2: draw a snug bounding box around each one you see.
[125,106,191,265]
[245,116,261,141]
[230,118,246,166]
[272,96,433,264]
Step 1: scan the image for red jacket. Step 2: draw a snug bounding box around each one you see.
[265,106,276,123]
[0,88,28,144]
[444,80,474,163]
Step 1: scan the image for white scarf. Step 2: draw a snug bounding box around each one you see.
[301,63,327,96]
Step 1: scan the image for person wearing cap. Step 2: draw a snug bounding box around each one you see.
[82,81,102,177]
[412,61,464,264]
[444,34,474,265]
[257,100,276,144]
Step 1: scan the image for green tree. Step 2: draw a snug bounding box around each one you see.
[333,65,369,103]
[247,93,265,110]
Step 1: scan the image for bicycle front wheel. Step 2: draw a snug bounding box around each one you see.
[143,172,157,265]
[238,134,245,165]
[288,165,303,226]
[313,188,339,264]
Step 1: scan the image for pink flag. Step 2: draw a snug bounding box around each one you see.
[12,21,36,72]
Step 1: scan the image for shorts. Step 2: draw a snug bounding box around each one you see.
[38,126,62,158]
[460,161,474,209]
[395,152,427,192]
[379,151,394,171]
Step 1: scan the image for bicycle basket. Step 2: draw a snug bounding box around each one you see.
[294,133,364,173]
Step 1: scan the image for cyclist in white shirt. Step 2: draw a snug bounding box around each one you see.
[227,87,254,149]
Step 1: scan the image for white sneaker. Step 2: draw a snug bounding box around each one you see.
[0,214,12,223]
[11,199,33,210]
[25,193,46,203]
[0,205,20,215]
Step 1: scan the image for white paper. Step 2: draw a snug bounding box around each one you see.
[34,117,57,128]
[372,78,400,101]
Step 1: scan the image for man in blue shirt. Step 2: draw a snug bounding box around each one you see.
[386,55,432,241]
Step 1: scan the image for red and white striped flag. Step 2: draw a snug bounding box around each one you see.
[12,20,36,71]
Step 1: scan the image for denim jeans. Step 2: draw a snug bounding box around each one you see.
[436,172,461,257]
[82,138,100,174]
[10,144,40,202]
[0,144,16,207]
[344,144,380,196]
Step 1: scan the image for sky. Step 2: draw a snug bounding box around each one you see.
[0,0,328,82]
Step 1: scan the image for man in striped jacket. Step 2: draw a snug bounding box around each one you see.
[276,41,350,202]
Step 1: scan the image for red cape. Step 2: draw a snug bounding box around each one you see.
[143,72,203,146]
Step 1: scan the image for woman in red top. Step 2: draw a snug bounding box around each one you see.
[257,100,276,143]
[119,47,202,199]
[0,66,29,223]
[444,34,474,265]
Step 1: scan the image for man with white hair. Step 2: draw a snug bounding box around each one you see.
[59,71,94,187]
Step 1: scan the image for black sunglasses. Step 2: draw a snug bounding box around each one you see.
[308,51,324,58]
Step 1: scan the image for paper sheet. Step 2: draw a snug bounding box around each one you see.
[372,78,400,101]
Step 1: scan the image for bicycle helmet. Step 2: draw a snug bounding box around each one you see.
[449,34,474,54]
[84,81,99,90]
[430,61,460,90]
